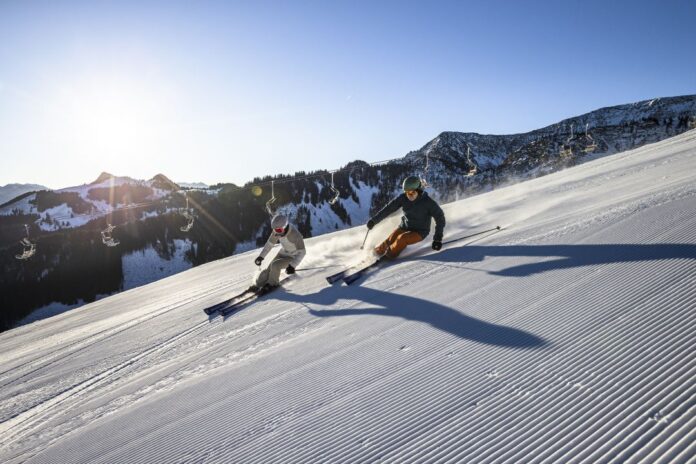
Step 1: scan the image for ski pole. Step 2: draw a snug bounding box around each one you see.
[442,226,501,246]
[359,229,370,250]
[295,265,341,272]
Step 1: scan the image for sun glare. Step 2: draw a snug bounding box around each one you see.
[58,75,168,160]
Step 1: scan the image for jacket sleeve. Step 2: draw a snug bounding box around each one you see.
[288,228,306,268]
[430,200,446,242]
[370,195,404,225]
[259,233,279,259]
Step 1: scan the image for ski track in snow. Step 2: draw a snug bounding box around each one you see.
[1,130,695,463]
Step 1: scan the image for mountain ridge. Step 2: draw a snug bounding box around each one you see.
[1,94,695,329]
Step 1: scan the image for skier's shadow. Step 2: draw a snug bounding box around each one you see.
[272,286,548,349]
[417,243,696,277]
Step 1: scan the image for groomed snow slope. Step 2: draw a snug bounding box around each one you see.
[1,130,695,463]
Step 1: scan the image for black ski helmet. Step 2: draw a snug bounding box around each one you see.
[402,176,422,191]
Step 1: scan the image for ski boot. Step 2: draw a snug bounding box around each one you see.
[256,283,278,296]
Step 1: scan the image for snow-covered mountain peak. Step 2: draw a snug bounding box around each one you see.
[148,173,180,191]
[88,171,140,186]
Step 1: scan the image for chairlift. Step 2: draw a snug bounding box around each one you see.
[101,224,120,247]
[328,172,340,205]
[465,145,478,177]
[15,225,36,260]
[181,211,195,232]
[419,151,430,188]
[560,124,575,158]
[180,197,195,232]
[560,146,573,158]
[567,123,575,143]
[583,123,597,153]
[265,180,276,216]
[583,142,597,153]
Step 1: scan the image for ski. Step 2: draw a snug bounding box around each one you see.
[340,226,502,285]
[219,292,262,317]
[326,257,376,284]
[203,288,255,315]
[212,276,294,318]
[326,269,348,284]
[220,279,288,317]
[342,257,387,285]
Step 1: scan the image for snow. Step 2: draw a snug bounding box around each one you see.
[0,177,171,226]
[177,182,209,189]
[121,239,194,290]
[16,295,112,326]
[36,203,93,230]
[0,194,35,216]
[343,179,379,224]
[1,130,695,463]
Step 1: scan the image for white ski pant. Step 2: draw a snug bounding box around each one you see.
[254,255,293,287]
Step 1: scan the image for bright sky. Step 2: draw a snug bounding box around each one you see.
[0,0,694,190]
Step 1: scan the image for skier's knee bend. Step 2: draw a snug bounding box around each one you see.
[389,231,424,257]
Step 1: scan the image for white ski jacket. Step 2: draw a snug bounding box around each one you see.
[259,224,306,268]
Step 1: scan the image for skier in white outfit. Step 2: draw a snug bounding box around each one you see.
[251,214,306,293]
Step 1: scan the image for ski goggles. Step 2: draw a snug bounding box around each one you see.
[274,227,286,233]
[404,189,418,195]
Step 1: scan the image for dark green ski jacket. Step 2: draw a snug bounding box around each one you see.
[370,191,446,241]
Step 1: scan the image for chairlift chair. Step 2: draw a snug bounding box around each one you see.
[465,145,478,177]
[419,151,431,188]
[16,238,36,260]
[180,197,195,232]
[583,141,597,153]
[15,225,36,260]
[101,224,120,247]
[265,180,276,216]
[328,172,340,205]
[180,211,195,232]
[583,123,597,153]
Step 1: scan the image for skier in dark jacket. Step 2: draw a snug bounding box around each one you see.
[367,176,446,258]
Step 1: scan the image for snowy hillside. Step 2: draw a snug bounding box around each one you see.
[0,173,175,230]
[1,130,695,463]
[408,95,696,201]
[0,184,47,206]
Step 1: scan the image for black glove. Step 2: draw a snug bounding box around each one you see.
[432,240,442,251]
[285,265,296,274]
[255,256,264,266]
[366,219,375,230]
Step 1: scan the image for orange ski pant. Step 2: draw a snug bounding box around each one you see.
[374,228,424,258]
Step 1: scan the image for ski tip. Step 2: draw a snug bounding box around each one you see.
[343,275,360,285]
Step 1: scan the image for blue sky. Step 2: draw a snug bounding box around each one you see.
[1,0,694,189]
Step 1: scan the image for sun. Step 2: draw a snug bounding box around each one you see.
[59,74,168,160]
